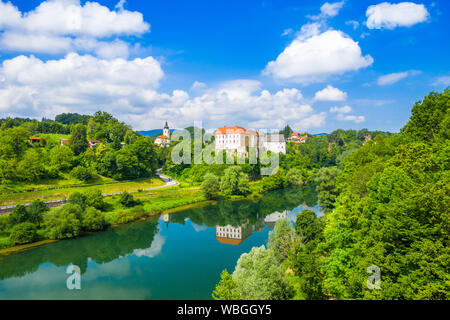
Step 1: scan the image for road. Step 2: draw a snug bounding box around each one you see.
[0,170,178,215]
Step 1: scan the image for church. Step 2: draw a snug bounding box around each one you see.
[154,122,171,147]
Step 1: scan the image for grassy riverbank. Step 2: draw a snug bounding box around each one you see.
[0,181,269,256]
[0,177,166,206]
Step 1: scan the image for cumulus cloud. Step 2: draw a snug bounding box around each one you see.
[0,0,149,56]
[366,2,429,30]
[330,105,352,113]
[330,105,365,123]
[263,23,373,84]
[377,70,420,86]
[309,1,345,20]
[314,85,347,101]
[0,54,327,131]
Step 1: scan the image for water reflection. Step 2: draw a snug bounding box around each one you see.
[0,185,321,291]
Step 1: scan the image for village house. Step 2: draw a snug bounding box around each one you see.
[289,132,308,144]
[364,135,372,144]
[30,137,41,145]
[60,138,71,146]
[214,126,259,157]
[154,122,171,147]
[88,140,101,148]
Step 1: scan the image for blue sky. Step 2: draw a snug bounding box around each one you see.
[0,0,448,133]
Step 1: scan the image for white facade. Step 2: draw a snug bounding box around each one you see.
[215,126,258,157]
[260,134,286,154]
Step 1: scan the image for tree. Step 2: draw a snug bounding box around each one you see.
[49,145,74,171]
[85,190,105,210]
[268,218,298,265]
[9,222,38,245]
[44,204,82,239]
[119,192,138,207]
[82,207,107,231]
[315,167,340,212]
[71,166,92,182]
[212,270,240,300]
[284,168,304,187]
[70,123,88,155]
[9,205,30,226]
[232,246,295,300]
[16,149,45,181]
[279,125,293,139]
[27,199,49,227]
[68,192,87,210]
[201,173,220,200]
[220,166,251,196]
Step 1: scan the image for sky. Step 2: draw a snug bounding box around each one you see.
[0,0,448,133]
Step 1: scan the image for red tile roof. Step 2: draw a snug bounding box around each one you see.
[216,126,248,134]
[157,135,169,139]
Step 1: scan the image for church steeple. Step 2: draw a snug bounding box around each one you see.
[163,121,170,139]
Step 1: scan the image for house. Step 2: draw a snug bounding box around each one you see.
[60,138,71,146]
[154,122,171,147]
[289,133,308,144]
[88,140,101,148]
[214,126,259,157]
[260,134,286,154]
[364,135,372,144]
[30,137,41,145]
[120,142,126,149]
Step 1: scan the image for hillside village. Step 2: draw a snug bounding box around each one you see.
[152,122,309,156]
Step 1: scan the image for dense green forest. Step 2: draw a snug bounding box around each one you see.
[213,89,449,300]
[0,111,162,185]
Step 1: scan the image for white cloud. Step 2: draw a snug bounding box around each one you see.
[0,0,149,37]
[346,20,360,29]
[281,28,293,36]
[330,105,352,113]
[0,54,326,131]
[264,24,373,84]
[330,105,365,123]
[0,0,149,55]
[366,2,429,30]
[433,76,450,86]
[337,114,365,123]
[191,81,207,90]
[314,85,347,101]
[377,70,420,86]
[310,1,345,20]
[133,234,166,258]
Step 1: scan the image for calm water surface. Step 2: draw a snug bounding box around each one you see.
[0,186,322,300]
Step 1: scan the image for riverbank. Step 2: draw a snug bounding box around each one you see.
[0,183,265,256]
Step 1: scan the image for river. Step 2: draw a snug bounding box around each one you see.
[0,185,322,300]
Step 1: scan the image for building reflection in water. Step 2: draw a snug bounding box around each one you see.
[215,214,266,246]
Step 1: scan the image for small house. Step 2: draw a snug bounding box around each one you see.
[30,137,41,145]
[88,140,101,148]
[60,138,71,146]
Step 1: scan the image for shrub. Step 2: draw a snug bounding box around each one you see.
[8,205,30,226]
[71,166,92,182]
[9,222,38,245]
[201,173,220,200]
[68,192,87,210]
[119,192,139,207]
[44,204,82,239]
[82,207,107,231]
[85,189,105,210]
[27,199,49,226]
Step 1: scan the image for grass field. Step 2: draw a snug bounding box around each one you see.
[0,177,166,206]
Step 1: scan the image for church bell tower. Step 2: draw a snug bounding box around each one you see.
[163,121,170,138]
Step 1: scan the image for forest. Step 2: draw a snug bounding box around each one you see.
[213,89,449,300]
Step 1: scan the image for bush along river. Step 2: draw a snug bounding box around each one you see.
[0,185,323,300]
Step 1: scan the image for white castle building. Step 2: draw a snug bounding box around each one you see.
[214,126,286,156]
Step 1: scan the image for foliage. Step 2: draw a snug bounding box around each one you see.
[8,205,30,226]
[268,218,298,265]
[9,222,38,245]
[70,166,92,182]
[26,199,49,226]
[220,166,251,196]
[119,192,139,208]
[201,173,220,200]
[212,270,240,300]
[315,167,340,212]
[81,207,107,231]
[85,189,105,210]
[43,204,82,239]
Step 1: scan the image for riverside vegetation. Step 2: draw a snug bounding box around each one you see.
[212,89,449,300]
